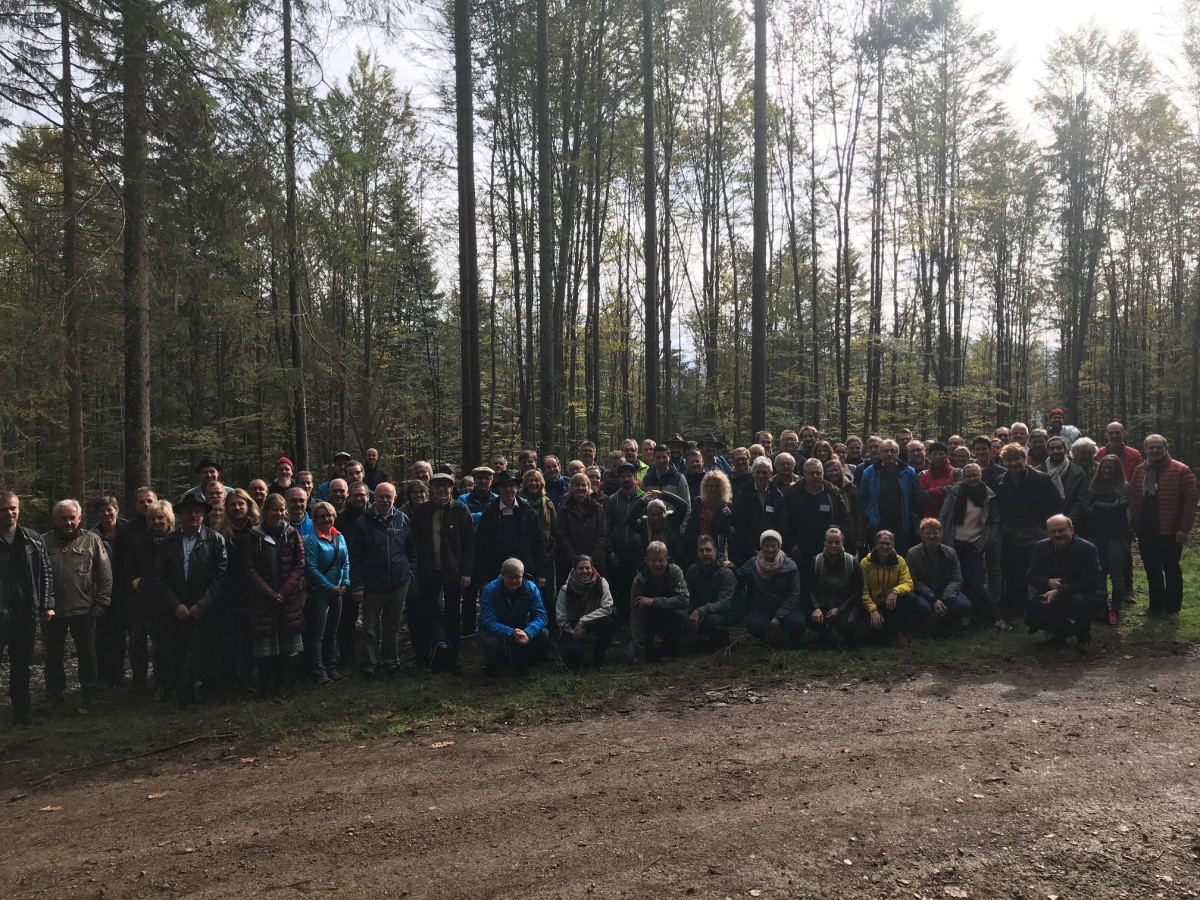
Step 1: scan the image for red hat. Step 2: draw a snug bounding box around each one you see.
[276,456,294,470]
[1050,408,1064,416]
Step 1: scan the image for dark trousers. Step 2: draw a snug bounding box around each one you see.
[1093,536,1130,612]
[1025,592,1092,642]
[1,612,36,722]
[336,593,360,671]
[956,541,999,622]
[744,606,807,648]
[1138,531,1184,613]
[693,610,735,646]
[558,616,618,668]
[95,592,129,686]
[42,612,98,701]
[806,606,860,644]
[304,591,343,679]
[128,591,152,683]
[461,583,479,635]
[1001,538,1037,616]
[639,605,686,658]
[863,591,925,640]
[609,554,639,621]
[925,593,972,632]
[481,628,549,671]
[410,572,463,667]
[157,611,220,703]
[222,608,255,690]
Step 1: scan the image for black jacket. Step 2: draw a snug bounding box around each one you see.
[1028,535,1104,601]
[155,525,229,612]
[2,526,55,617]
[473,498,548,582]
[731,482,787,566]
[409,499,476,581]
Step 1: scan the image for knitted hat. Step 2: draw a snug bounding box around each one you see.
[760,529,783,546]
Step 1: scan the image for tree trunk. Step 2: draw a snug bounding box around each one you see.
[641,0,659,437]
[536,0,556,457]
[750,0,767,432]
[61,3,84,498]
[456,0,481,468]
[283,0,308,468]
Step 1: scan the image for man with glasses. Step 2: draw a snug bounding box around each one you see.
[1129,436,1197,620]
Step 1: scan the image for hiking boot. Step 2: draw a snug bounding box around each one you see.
[994,618,1013,632]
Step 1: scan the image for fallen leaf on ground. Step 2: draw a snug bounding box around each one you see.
[945,888,968,898]
[39,805,63,812]
[430,741,455,749]
[239,757,257,764]
[147,792,169,800]
[749,892,762,897]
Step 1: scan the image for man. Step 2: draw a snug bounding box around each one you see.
[858,439,918,551]
[621,439,649,482]
[995,443,1062,618]
[771,452,799,493]
[1010,422,1031,449]
[798,426,819,460]
[155,490,228,703]
[315,451,351,501]
[727,447,753,496]
[754,430,775,457]
[1026,515,1103,649]
[972,434,1006,490]
[42,499,111,707]
[730,457,785,566]
[336,482,370,536]
[905,518,970,632]
[994,426,1012,445]
[517,450,539,475]
[605,462,645,621]
[641,444,690,509]
[267,456,294,497]
[1130,435,1198,619]
[294,471,317,511]
[327,478,349,516]
[284,486,314,539]
[578,441,598,469]
[951,446,971,469]
[1039,436,1087,520]
[349,482,417,679]
[629,541,689,661]
[640,439,658,472]
[0,492,55,725]
[193,457,233,496]
[1096,422,1143,482]
[459,466,497,528]
[248,479,269,509]
[905,440,928,474]
[844,436,865,469]
[490,453,509,473]
[1026,429,1050,466]
[947,435,966,451]
[543,456,571,506]
[364,447,390,490]
[473,470,548,601]
[809,527,863,644]
[776,429,800,461]
[859,529,920,646]
[108,486,157,687]
[664,433,690,470]
[479,558,548,677]
[409,472,475,672]
[343,459,369,495]
[334,481,371,670]
[917,441,960,520]
[685,535,737,647]
[1046,409,1082,447]
[784,458,849,585]
[853,436,883,487]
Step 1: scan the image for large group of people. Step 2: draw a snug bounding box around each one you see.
[0,414,1195,724]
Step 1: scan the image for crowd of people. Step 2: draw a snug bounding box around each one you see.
[0,412,1195,724]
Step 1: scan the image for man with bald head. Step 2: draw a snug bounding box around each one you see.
[1096,422,1142,482]
[1130,435,1198,619]
[364,447,389,490]
[1025,515,1102,650]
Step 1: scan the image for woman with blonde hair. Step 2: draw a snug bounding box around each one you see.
[216,488,260,694]
[681,470,733,567]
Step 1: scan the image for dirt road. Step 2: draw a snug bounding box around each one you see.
[3,652,1198,899]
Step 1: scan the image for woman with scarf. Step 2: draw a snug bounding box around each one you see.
[939,463,1008,631]
[1081,456,1130,625]
[244,493,306,698]
[217,488,260,693]
[859,530,922,646]
[555,473,608,587]
[520,468,559,631]
[736,529,805,648]
[303,501,350,683]
[681,470,733,567]
[555,555,616,669]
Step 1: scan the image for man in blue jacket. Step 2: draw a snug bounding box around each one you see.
[479,558,548,677]
[350,482,417,679]
[857,439,918,553]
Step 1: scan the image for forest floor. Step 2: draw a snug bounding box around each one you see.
[2,644,1199,900]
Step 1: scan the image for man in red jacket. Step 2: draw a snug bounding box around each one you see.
[917,441,959,520]
[1130,435,1198,619]
[1096,422,1143,482]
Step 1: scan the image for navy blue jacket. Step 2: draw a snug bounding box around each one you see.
[349,506,417,592]
[1027,535,1104,601]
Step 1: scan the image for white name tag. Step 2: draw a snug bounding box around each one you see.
[765,505,775,513]
[819,504,831,513]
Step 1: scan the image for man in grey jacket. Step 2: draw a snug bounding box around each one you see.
[42,498,111,707]
[905,518,970,632]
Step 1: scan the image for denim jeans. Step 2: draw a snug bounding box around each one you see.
[304,590,343,678]
[360,583,410,674]
[1092,536,1129,612]
[956,541,998,621]
[744,606,807,648]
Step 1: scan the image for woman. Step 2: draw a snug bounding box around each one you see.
[401,479,429,519]
[90,496,127,689]
[217,488,260,693]
[681,470,733,567]
[520,468,559,630]
[939,463,1007,631]
[555,555,616,669]
[812,440,835,465]
[736,529,804,648]
[585,465,608,504]
[303,501,350,683]
[554,473,607,585]
[244,493,306,698]
[134,499,175,697]
[824,459,865,553]
[1081,456,1130,625]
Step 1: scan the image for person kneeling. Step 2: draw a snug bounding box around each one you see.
[629,541,689,662]
[479,558,549,677]
[738,530,806,648]
[556,555,617,669]
[905,518,971,634]
[859,530,922,646]
[685,535,738,647]
[809,527,863,645]
[1025,515,1102,651]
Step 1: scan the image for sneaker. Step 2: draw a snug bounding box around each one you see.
[994,618,1013,632]
[1108,611,1119,626]
[429,642,452,674]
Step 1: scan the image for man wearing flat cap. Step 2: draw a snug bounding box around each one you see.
[409,472,475,671]
[473,469,547,604]
[605,462,645,621]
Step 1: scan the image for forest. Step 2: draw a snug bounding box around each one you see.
[2,0,1199,505]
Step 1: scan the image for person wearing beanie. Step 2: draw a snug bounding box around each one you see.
[736,529,806,649]
[268,456,295,498]
[1045,409,1081,447]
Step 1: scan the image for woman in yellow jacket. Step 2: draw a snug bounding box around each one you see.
[859,530,926,646]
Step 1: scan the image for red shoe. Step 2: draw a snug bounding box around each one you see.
[1108,611,1119,626]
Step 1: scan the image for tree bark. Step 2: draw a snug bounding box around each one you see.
[456,0,481,468]
[641,0,659,437]
[750,0,767,433]
[61,3,84,498]
[283,0,308,468]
